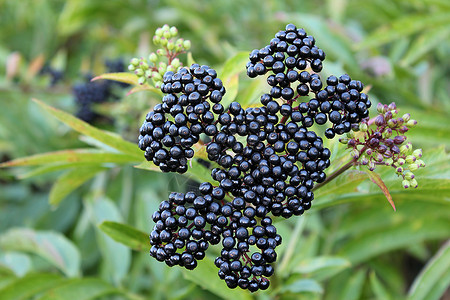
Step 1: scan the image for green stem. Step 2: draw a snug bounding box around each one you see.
[313,146,367,192]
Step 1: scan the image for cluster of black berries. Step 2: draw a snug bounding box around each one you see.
[138,64,225,173]
[245,24,371,139]
[39,65,64,86]
[145,24,371,292]
[73,58,129,123]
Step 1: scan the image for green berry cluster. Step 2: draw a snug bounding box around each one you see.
[128,25,191,87]
[339,102,425,188]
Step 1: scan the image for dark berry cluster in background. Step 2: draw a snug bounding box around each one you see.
[142,24,372,292]
[73,58,129,123]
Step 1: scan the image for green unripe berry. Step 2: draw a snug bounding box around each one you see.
[128,64,136,71]
[156,49,167,56]
[339,137,348,144]
[169,26,178,37]
[359,123,368,132]
[151,72,162,81]
[408,163,419,172]
[149,53,158,63]
[350,149,359,159]
[368,161,376,171]
[155,28,163,37]
[163,30,171,39]
[166,65,176,72]
[130,58,140,66]
[402,179,410,189]
[153,35,161,45]
[412,149,422,158]
[171,58,181,69]
[138,77,146,85]
[346,131,355,138]
[135,69,144,76]
[410,178,418,188]
[183,40,191,50]
[161,24,170,31]
[145,70,152,78]
[167,41,175,51]
[397,158,405,166]
[402,113,411,122]
[395,167,403,174]
[405,155,416,164]
[160,37,168,46]
[360,155,369,165]
[404,171,415,180]
[406,120,417,128]
[416,159,425,167]
[154,80,162,88]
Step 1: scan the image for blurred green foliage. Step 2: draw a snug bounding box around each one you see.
[0,0,449,299]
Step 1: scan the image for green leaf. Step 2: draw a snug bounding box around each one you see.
[0,149,139,168]
[36,278,118,300]
[293,256,351,280]
[85,197,131,285]
[31,99,142,159]
[98,221,149,252]
[0,273,66,300]
[0,229,80,277]
[0,252,31,277]
[370,272,392,300]
[326,269,366,300]
[337,217,449,264]
[92,72,138,85]
[125,84,162,96]
[280,278,324,294]
[183,257,252,300]
[358,12,450,49]
[364,170,396,211]
[408,241,450,300]
[49,166,106,206]
[218,51,248,106]
[401,27,450,65]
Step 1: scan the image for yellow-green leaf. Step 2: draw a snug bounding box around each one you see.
[0,149,139,168]
[92,72,138,85]
[49,166,106,206]
[98,221,149,251]
[32,99,142,159]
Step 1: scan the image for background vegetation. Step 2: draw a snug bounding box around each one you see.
[0,0,449,299]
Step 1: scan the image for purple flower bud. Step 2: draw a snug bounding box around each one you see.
[396,118,404,125]
[369,138,380,147]
[377,144,387,154]
[348,139,356,147]
[373,131,382,139]
[391,145,400,154]
[375,115,386,126]
[376,153,384,162]
[384,139,394,147]
[384,111,393,120]
[399,125,409,134]
[384,149,392,157]
[377,103,385,113]
[394,135,407,144]
[387,119,397,128]
[366,149,373,155]
[388,102,397,111]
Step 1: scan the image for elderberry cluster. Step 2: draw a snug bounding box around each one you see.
[144,23,372,292]
[138,64,225,173]
[73,58,129,123]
